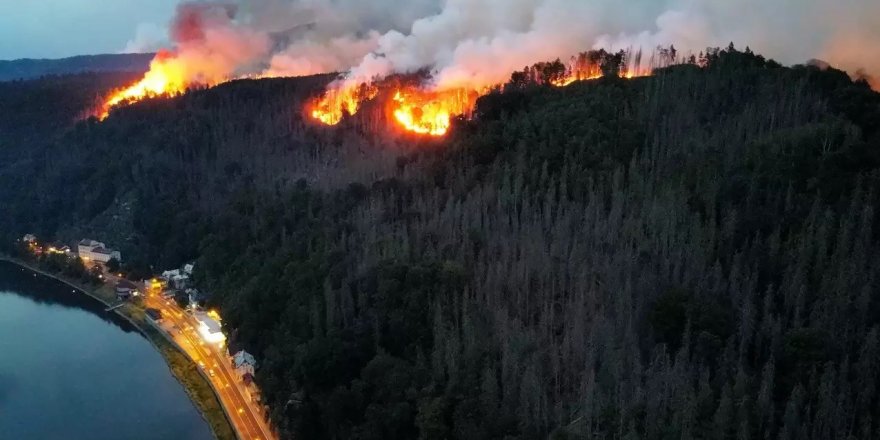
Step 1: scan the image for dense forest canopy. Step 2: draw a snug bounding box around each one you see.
[1,46,880,439]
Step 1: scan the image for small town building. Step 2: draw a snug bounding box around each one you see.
[145,308,163,322]
[78,239,121,263]
[161,269,190,290]
[22,234,36,243]
[115,280,139,300]
[195,311,225,344]
[115,287,131,300]
[233,350,257,377]
[187,289,208,308]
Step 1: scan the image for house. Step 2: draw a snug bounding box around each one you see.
[78,239,121,264]
[195,311,225,344]
[161,269,190,289]
[145,308,163,322]
[172,274,190,289]
[187,289,209,308]
[183,263,194,275]
[115,280,139,300]
[46,245,72,256]
[22,234,36,243]
[233,350,257,378]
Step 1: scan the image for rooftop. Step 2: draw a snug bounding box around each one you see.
[116,279,138,290]
[195,312,222,334]
[234,350,257,368]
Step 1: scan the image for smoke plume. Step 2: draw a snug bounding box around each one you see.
[592,0,880,90]
[132,0,880,90]
[335,0,880,91]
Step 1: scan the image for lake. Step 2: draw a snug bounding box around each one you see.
[0,261,214,440]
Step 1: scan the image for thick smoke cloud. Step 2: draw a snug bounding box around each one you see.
[343,0,667,90]
[338,0,880,91]
[166,2,271,83]
[593,0,880,90]
[189,0,442,77]
[150,0,879,89]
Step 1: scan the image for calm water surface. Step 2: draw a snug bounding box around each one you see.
[0,261,213,440]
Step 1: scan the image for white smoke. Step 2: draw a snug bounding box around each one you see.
[129,0,880,89]
[337,0,880,91]
[167,2,272,83]
[241,0,442,77]
[593,0,880,87]
[122,23,169,53]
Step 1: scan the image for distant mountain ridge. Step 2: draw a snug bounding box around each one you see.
[0,53,153,81]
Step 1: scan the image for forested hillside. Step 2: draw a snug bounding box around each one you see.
[1,46,879,439]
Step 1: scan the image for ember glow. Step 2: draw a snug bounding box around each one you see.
[309,82,378,125]
[391,88,479,136]
[99,51,189,120]
[309,50,655,136]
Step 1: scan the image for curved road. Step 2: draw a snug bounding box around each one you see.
[145,292,275,440]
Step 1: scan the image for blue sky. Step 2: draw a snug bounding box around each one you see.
[0,0,180,60]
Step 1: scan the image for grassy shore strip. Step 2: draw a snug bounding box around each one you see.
[0,256,236,440]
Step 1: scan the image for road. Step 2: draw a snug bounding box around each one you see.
[99,269,275,440]
[144,291,276,440]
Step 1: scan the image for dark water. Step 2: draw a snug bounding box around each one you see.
[0,261,214,440]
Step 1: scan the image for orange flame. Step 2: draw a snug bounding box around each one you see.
[309,58,654,136]
[391,88,479,136]
[550,64,650,87]
[99,51,190,120]
[310,82,378,125]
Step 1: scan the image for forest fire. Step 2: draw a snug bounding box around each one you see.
[308,83,479,136]
[99,51,190,119]
[309,49,656,136]
[310,82,378,125]
[391,88,479,136]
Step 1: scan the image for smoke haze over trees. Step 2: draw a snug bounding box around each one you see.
[1,46,879,439]
[106,0,880,90]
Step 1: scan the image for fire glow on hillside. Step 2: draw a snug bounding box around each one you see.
[308,49,654,136]
[98,44,655,136]
[391,88,480,136]
[309,83,482,137]
[94,0,879,129]
[99,51,190,120]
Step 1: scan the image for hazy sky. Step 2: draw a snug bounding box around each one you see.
[0,0,180,60]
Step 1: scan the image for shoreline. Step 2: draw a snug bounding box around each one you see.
[0,255,236,440]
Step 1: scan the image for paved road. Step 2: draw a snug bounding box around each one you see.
[145,292,276,440]
[99,269,275,440]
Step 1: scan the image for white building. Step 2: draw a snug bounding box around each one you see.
[78,239,121,264]
[195,311,225,344]
[22,234,36,243]
[161,269,190,290]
